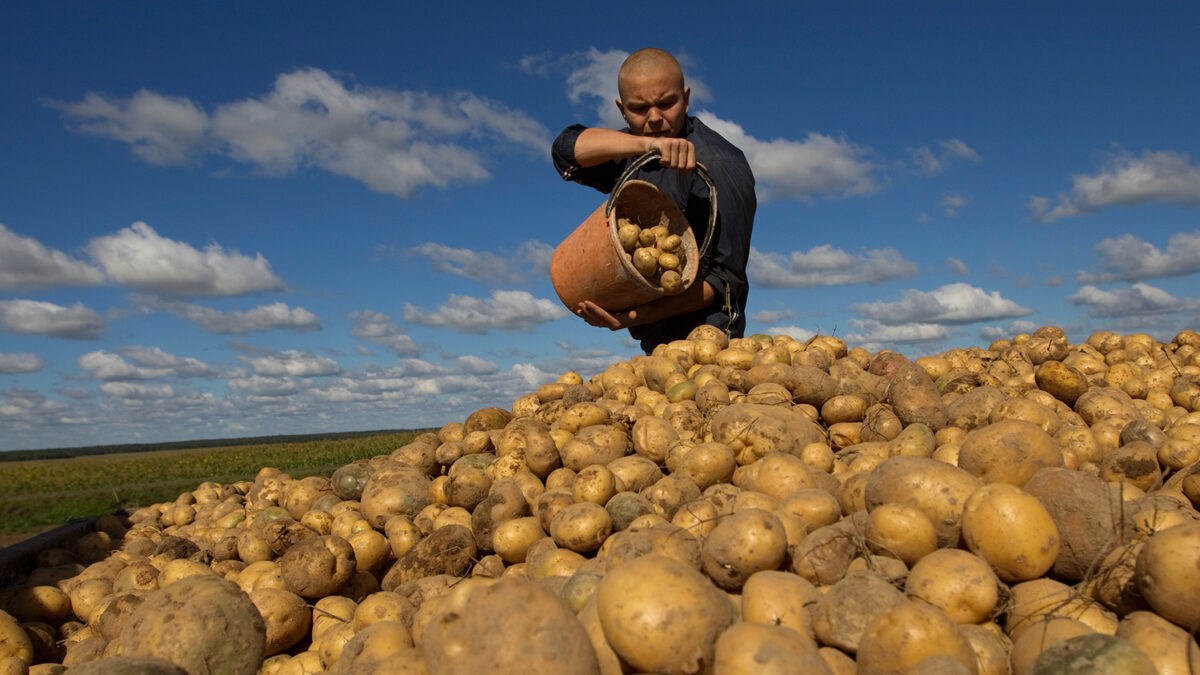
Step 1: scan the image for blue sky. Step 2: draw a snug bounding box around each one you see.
[2,3,1199,451]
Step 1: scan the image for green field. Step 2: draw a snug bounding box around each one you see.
[0,430,426,535]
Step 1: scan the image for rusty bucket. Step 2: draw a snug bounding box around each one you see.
[550,151,716,313]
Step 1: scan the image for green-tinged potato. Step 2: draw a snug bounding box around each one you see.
[596,555,734,674]
[1029,633,1155,675]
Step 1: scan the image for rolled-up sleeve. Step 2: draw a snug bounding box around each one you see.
[551,124,623,194]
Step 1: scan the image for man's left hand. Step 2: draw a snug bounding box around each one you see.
[576,301,639,330]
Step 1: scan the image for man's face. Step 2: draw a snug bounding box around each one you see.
[616,69,690,138]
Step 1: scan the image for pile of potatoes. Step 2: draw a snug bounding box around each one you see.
[3,325,1200,674]
[616,217,688,294]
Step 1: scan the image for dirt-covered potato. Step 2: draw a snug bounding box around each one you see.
[712,621,830,674]
[279,535,356,600]
[422,577,599,674]
[810,570,906,654]
[359,465,431,529]
[104,575,265,675]
[700,508,788,590]
[380,524,477,591]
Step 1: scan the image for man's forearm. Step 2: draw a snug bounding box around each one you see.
[623,280,716,327]
[572,128,652,168]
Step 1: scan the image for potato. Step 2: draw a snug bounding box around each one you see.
[712,621,830,674]
[422,577,599,674]
[884,362,949,431]
[790,521,858,586]
[380,524,477,591]
[249,588,311,656]
[905,549,999,624]
[0,611,32,667]
[1026,633,1155,675]
[863,502,937,566]
[359,466,431,529]
[595,554,734,674]
[709,403,826,465]
[560,424,629,471]
[550,502,612,553]
[1007,577,1118,639]
[675,442,737,490]
[863,456,981,547]
[961,483,1060,583]
[1134,521,1200,630]
[279,535,356,600]
[701,508,788,590]
[741,570,821,639]
[957,419,1064,487]
[1115,610,1200,675]
[104,576,265,675]
[811,570,906,653]
[601,523,701,571]
[855,599,977,674]
[1023,467,1130,581]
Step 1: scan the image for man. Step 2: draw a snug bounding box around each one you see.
[552,48,756,354]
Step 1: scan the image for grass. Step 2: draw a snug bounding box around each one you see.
[0,430,427,534]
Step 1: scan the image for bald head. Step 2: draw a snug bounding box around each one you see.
[617,48,685,100]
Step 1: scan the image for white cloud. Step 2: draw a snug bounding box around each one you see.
[0,353,45,374]
[157,300,320,334]
[1077,230,1200,283]
[0,224,106,291]
[1068,282,1196,318]
[698,113,882,201]
[750,309,795,324]
[764,325,817,341]
[78,351,172,380]
[242,350,341,377]
[853,283,1032,325]
[748,245,918,288]
[846,319,950,346]
[947,257,970,275]
[939,193,968,216]
[0,389,69,424]
[121,346,218,377]
[910,138,982,175]
[57,69,551,199]
[53,90,209,165]
[1029,149,1200,222]
[87,222,283,298]
[78,347,217,380]
[100,382,175,399]
[0,299,105,339]
[407,240,554,283]
[404,290,569,333]
[228,376,309,397]
[979,320,1039,341]
[349,309,420,356]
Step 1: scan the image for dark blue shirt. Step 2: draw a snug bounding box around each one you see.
[552,116,756,353]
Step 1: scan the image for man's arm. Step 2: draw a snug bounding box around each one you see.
[575,279,715,331]
[573,128,696,171]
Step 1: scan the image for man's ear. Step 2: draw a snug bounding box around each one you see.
[683,86,691,113]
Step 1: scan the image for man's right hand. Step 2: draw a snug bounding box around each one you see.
[648,137,696,172]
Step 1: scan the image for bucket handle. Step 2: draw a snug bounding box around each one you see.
[605,149,718,264]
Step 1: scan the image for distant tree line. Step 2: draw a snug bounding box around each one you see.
[0,429,423,462]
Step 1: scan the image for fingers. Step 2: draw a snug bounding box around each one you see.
[575,301,624,330]
[650,138,695,171]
